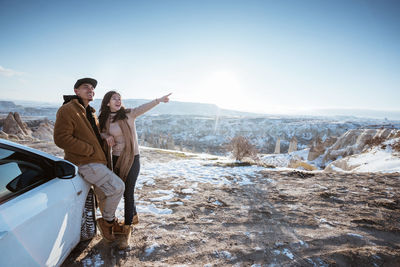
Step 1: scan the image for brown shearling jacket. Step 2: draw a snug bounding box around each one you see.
[54,98,107,166]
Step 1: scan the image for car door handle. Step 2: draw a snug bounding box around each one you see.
[0,231,8,240]
[77,190,82,196]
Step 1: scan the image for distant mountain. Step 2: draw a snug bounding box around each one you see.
[309,108,400,121]
[11,100,59,108]
[0,100,22,109]
[91,99,262,117]
[0,100,58,120]
[1,98,400,122]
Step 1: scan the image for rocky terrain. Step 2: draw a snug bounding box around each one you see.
[0,112,54,141]
[57,148,400,266]
[2,111,400,173]
[1,112,399,266]
[3,99,399,156]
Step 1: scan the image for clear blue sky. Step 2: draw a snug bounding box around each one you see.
[0,0,399,115]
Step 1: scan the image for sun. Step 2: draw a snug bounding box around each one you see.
[198,69,245,110]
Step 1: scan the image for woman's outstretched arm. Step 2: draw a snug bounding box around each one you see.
[129,93,172,118]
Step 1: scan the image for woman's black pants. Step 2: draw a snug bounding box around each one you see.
[113,154,140,225]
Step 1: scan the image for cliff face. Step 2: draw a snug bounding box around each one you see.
[322,128,400,172]
[322,128,399,163]
[307,136,338,161]
[136,114,361,155]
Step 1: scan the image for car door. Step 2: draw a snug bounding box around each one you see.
[0,145,79,267]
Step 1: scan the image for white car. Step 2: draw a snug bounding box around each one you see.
[0,139,97,267]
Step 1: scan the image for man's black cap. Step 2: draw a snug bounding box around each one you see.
[74,78,97,89]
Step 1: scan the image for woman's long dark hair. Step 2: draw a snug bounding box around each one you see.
[98,91,128,131]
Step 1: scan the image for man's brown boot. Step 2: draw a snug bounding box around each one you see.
[97,218,115,242]
[118,225,133,249]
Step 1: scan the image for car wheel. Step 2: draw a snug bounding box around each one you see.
[80,189,97,241]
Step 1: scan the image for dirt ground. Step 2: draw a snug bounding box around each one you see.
[55,148,400,267]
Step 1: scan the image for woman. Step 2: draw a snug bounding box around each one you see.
[99,91,171,249]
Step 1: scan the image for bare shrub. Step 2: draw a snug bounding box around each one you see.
[364,136,385,147]
[393,141,400,152]
[228,136,258,161]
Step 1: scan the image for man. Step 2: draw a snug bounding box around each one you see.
[54,77,125,242]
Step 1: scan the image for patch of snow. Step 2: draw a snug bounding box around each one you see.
[272,250,281,255]
[165,201,184,205]
[326,137,400,173]
[171,179,186,187]
[149,193,175,202]
[137,203,172,215]
[82,254,104,267]
[265,178,276,183]
[347,233,363,239]
[297,240,308,248]
[237,176,253,185]
[319,218,327,223]
[145,243,160,256]
[213,200,223,206]
[152,189,174,194]
[272,248,294,260]
[282,248,294,259]
[221,251,233,259]
[348,148,400,173]
[182,188,195,194]
[141,157,265,188]
[214,250,234,259]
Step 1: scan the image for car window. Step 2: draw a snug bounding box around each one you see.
[0,147,48,202]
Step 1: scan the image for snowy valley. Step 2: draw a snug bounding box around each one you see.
[1,100,399,265]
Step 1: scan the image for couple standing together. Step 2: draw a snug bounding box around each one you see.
[53,77,171,249]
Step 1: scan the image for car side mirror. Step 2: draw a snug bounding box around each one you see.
[55,161,77,179]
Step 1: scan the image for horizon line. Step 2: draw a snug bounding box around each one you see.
[1,97,400,120]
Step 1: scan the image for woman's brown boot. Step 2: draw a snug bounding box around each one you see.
[132,214,139,225]
[118,225,132,249]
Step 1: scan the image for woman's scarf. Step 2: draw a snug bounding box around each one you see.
[104,116,135,182]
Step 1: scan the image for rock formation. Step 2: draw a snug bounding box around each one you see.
[322,129,397,164]
[307,137,325,161]
[288,136,298,153]
[307,136,338,161]
[31,120,54,141]
[274,138,280,154]
[2,112,32,139]
[13,112,32,135]
[0,130,8,139]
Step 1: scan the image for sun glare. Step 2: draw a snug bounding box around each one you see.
[197,69,245,110]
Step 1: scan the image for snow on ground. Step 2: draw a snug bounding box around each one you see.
[260,149,309,168]
[71,147,400,266]
[115,147,267,217]
[348,149,400,173]
[326,138,400,173]
[261,143,400,174]
[110,144,400,219]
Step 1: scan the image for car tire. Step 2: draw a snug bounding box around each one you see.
[80,189,97,241]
